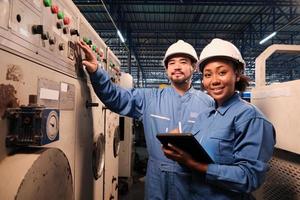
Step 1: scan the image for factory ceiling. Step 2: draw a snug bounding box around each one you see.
[74,0,300,88]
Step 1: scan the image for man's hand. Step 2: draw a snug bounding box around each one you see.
[77,40,98,73]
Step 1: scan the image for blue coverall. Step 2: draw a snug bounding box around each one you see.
[89,67,214,199]
[190,93,276,200]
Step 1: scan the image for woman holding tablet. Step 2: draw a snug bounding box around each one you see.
[162,38,276,200]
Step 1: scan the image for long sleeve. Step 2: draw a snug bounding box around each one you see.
[205,117,275,193]
[89,67,147,119]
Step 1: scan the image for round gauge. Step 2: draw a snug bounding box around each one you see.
[46,110,59,141]
[92,133,105,180]
[113,126,120,158]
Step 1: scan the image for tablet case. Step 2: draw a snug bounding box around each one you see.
[156,133,213,163]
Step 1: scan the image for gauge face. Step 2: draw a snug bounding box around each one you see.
[46,110,59,141]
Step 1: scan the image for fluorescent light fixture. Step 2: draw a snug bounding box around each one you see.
[117,30,125,43]
[259,32,277,45]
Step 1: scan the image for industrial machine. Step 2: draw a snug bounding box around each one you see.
[118,72,134,186]
[0,0,127,199]
[103,48,122,200]
[252,44,300,199]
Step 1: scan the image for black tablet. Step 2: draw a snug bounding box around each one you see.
[156,133,213,163]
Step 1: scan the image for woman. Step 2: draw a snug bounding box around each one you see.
[162,38,276,200]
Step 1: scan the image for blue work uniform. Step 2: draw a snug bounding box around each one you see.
[89,67,214,200]
[191,93,276,200]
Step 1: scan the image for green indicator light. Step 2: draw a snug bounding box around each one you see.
[57,11,64,19]
[44,0,52,7]
[83,37,88,44]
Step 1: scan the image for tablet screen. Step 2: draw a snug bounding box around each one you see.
[156,133,213,163]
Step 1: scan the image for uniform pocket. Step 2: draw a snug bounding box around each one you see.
[210,128,235,164]
[150,114,171,133]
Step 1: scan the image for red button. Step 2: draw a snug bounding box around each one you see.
[51,5,59,14]
[63,17,71,25]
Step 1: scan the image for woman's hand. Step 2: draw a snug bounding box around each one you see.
[162,144,208,173]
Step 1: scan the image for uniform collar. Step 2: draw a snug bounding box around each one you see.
[170,85,195,97]
[212,92,240,116]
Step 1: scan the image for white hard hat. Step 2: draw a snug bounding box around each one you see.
[198,38,245,72]
[163,40,198,67]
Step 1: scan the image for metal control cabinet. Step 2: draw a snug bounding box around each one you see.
[0,0,122,199]
[103,48,122,200]
[118,73,134,180]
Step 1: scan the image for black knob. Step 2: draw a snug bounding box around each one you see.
[63,27,69,34]
[86,101,99,108]
[41,32,49,40]
[59,43,65,51]
[49,36,56,45]
[56,21,63,29]
[70,29,79,36]
[32,25,43,35]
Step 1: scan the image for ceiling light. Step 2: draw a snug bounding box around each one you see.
[259,32,277,45]
[117,30,125,43]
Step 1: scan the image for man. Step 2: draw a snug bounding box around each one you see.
[77,40,213,200]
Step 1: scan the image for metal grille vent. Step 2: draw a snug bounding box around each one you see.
[253,149,300,200]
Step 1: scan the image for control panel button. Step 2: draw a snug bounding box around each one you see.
[32,25,44,35]
[63,17,71,25]
[70,29,79,36]
[49,36,56,45]
[57,11,64,19]
[42,32,49,40]
[92,45,97,51]
[83,37,92,45]
[44,0,52,7]
[63,27,69,34]
[59,43,65,51]
[56,21,63,29]
[51,5,59,14]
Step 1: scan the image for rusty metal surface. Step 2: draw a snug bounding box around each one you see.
[6,64,23,82]
[0,84,19,118]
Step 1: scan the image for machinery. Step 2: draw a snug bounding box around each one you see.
[251,44,300,199]
[103,48,122,200]
[118,72,134,187]
[0,0,128,199]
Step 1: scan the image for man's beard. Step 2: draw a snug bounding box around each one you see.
[170,74,192,85]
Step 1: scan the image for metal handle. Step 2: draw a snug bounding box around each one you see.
[86,101,99,108]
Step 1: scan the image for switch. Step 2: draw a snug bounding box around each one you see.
[57,11,64,19]
[56,21,63,29]
[70,29,79,36]
[49,36,56,45]
[110,62,115,68]
[83,37,92,45]
[32,25,43,35]
[59,43,65,51]
[63,17,71,25]
[97,55,101,61]
[63,27,69,34]
[42,32,49,40]
[51,5,59,14]
[44,0,52,7]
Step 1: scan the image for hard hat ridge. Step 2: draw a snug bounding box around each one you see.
[197,38,245,72]
[163,40,198,67]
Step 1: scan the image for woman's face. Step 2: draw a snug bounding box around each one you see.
[202,59,239,106]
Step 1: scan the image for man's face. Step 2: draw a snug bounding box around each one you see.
[166,56,194,85]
